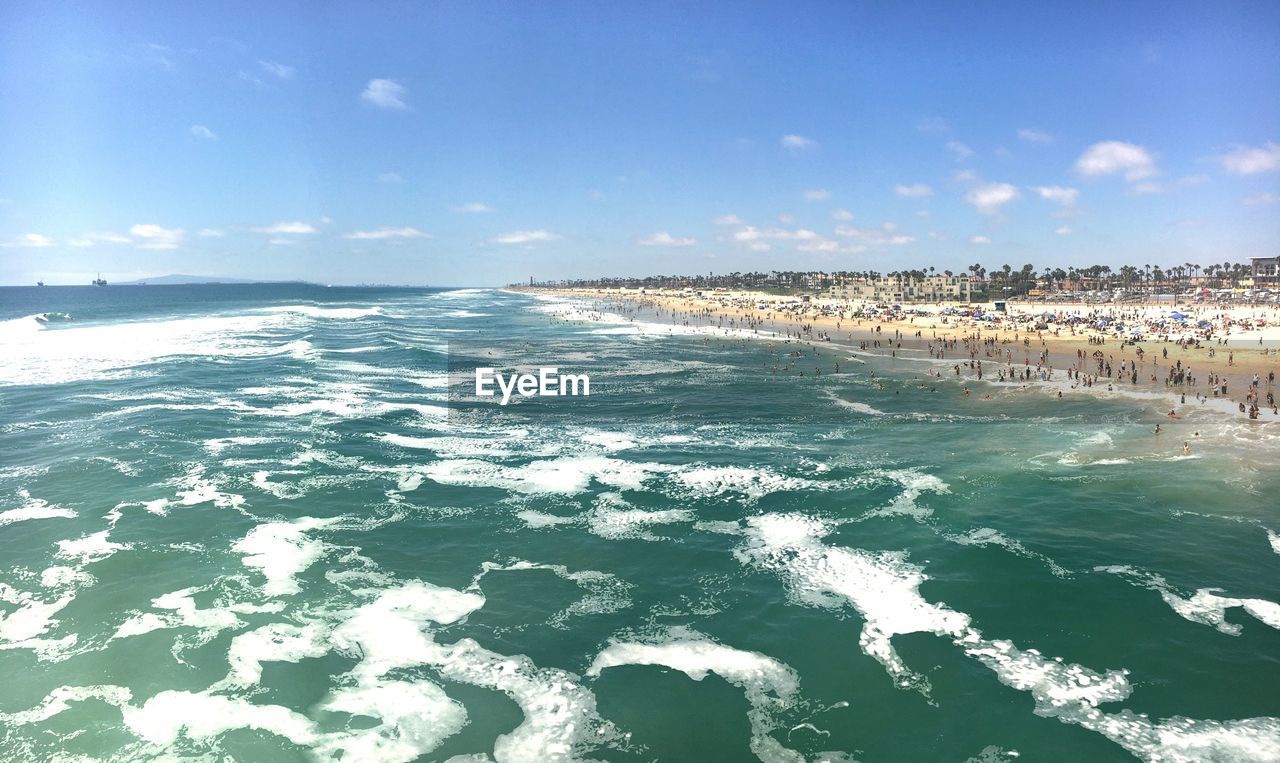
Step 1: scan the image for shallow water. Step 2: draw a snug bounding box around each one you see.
[1,284,1277,761]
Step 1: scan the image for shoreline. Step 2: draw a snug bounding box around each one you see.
[520,287,1280,423]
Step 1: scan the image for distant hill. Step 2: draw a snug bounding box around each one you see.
[117,275,310,285]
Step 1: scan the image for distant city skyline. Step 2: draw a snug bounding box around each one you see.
[1,0,1278,286]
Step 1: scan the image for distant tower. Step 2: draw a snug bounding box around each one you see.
[530,276,534,286]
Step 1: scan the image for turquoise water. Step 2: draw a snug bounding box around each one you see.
[1,285,1278,762]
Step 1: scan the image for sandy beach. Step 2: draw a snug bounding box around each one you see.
[532,287,1280,420]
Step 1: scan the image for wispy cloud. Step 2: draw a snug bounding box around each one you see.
[68,232,131,247]
[259,60,295,80]
[970,235,991,245]
[946,141,973,160]
[378,172,404,183]
[1017,128,1054,144]
[831,208,854,221]
[343,227,431,240]
[1075,141,1157,180]
[797,239,839,252]
[1030,185,1079,205]
[895,183,934,198]
[253,221,316,234]
[734,226,819,242]
[1243,192,1280,205]
[197,228,225,237]
[492,230,561,245]
[712,214,743,225]
[451,202,493,213]
[965,182,1020,215]
[189,125,217,140]
[781,134,817,152]
[1217,142,1280,175]
[1129,181,1163,195]
[130,223,184,249]
[361,79,408,110]
[917,116,949,134]
[833,224,914,246]
[802,189,831,201]
[2,233,55,248]
[1055,225,1072,235]
[638,231,696,247]
[143,43,177,71]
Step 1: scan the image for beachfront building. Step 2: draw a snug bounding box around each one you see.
[829,273,972,303]
[1251,256,1279,285]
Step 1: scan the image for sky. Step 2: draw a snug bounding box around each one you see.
[1,0,1278,286]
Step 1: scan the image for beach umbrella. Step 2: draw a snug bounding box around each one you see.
[1169,311,1187,319]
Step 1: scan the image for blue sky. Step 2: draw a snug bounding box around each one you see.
[1,0,1278,286]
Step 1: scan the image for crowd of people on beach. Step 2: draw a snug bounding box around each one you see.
[536,290,1280,439]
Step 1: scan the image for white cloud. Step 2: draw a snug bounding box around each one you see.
[712,214,743,225]
[197,228,225,237]
[451,202,493,213]
[343,227,431,240]
[797,239,839,252]
[970,235,991,245]
[952,169,978,183]
[1030,185,1079,205]
[1243,192,1280,205]
[946,140,974,160]
[745,241,770,252]
[1217,142,1280,175]
[254,221,316,234]
[777,213,795,224]
[802,189,831,201]
[129,223,184,249]
[3,233,54,248]
[1017,128,1054,144]
[1075,141,1157,180]
[492,230,561,245]
[361,78,408,109]
[638,231,696,247]
[781,134,817,152]
[965,182,1020,215]
[378,172,404,183]
[1129,181,1163,195]
[268,237,296,246]
[895,183,934,198]
[831,208,854,221]
[1055,225,1072,235]
[833,225,914,246]
[259,60,295,80]
[189,125,216,140]
[733,226,818,242]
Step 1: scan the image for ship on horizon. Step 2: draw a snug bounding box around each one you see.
[36,280,44,286]
[92,273,107,286]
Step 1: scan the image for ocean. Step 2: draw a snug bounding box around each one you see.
[1,284,1278,762]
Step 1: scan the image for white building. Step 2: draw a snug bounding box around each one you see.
[829,274,972,303]
[1251,256,1279,285]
